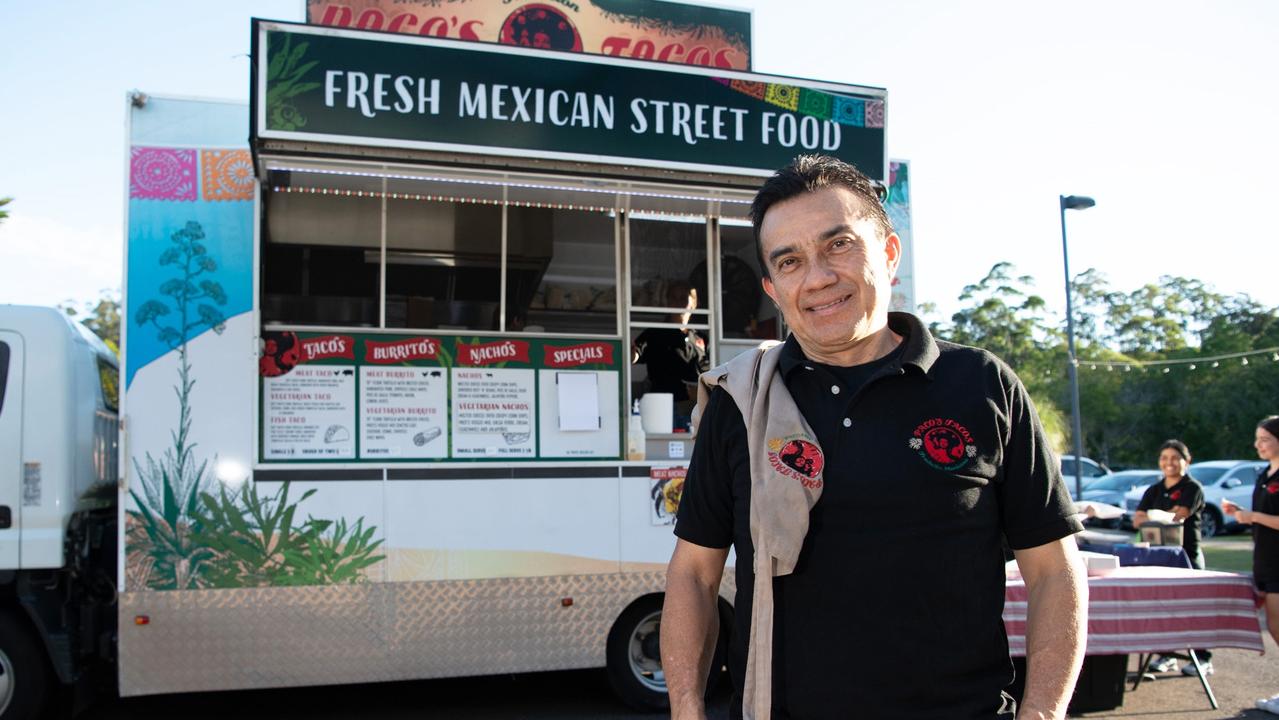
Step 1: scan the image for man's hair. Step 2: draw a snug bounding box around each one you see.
[750,155,893,278]
[1158,439,1192,463]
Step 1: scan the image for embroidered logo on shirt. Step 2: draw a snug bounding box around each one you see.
[1169,489,1182,501]
[909,418,977,471]
[1267,480,1279,495]
[766,436,824,489]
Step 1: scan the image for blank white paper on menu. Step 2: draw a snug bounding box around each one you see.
[557,372,599,431]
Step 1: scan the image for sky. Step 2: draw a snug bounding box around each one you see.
[1,0,1277,327]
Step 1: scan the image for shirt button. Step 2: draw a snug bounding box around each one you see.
[842,418,852,428]
[831,385,840,395]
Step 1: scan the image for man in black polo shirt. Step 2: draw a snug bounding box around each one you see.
[661,155,1087,720]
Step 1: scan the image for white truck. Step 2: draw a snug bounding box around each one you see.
[0,305,119,719]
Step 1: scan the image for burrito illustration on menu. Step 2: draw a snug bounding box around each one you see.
[413,427,442,446]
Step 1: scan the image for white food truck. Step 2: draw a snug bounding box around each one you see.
[0,13,906,719]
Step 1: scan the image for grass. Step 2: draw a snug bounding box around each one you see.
[1204,530,1255,574]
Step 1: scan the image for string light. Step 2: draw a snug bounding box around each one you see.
[268,185,749,220]
[1078,345,1279,372]
[268,165,755,207]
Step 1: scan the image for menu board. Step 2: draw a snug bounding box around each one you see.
[259,331,621,463]
[262,365,357,460]
[360,367,447,459]
[451,368,536,458]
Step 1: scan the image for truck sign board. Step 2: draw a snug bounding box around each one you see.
[253,21,887,179]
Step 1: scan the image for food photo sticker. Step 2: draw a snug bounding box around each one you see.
[650,467,686,526]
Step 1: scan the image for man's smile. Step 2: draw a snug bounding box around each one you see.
[805,294,852,314]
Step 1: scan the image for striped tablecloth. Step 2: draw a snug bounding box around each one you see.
[1005,566,1264,656]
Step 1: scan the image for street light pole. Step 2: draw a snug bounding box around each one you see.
[1060,194,1095,500]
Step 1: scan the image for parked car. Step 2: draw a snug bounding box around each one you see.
[1078,469,1161,528]
[1122,460,1268,537]
[1060,454,1111,499]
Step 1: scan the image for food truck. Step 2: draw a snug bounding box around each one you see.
[3,13,898,719]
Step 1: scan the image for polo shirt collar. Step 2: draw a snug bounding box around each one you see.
[776,311,940,378]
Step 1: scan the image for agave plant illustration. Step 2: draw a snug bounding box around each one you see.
[266,32,320,131]
[193,482,316,587]
[281,516,386,586]
[127,462,214,590]
[195,481,385,587]
[128,220,227,590]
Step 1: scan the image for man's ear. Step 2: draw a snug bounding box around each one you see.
[884,232,902,277]
[762,275,778,306]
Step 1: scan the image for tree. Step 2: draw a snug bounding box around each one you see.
[1104,277,1225,355]
[942,262,1057,373]
[60,290,121,354]
[930,262,1279,468]
[0,197,11,223]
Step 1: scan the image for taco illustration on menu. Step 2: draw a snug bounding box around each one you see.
[324,425,351,444]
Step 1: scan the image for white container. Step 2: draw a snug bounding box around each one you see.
[640,392,674,434]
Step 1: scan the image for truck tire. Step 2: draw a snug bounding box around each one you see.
[0,610,51,720]
[605,595,730,712]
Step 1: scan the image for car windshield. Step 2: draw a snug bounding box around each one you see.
[1063,459,1105,478]
[1188,466,1231,484]
[1089,472,1158,491]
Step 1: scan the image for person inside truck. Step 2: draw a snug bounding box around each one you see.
[631,280,709,425]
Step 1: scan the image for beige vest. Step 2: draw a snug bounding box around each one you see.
[693,343,825,720]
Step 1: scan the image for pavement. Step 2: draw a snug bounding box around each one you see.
[1071,642,1278,719]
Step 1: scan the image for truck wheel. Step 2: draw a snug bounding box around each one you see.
[605,595,729,712]
[0,610,51,720]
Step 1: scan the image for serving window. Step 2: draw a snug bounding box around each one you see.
[255,159,762,463]
[261,168,621,336]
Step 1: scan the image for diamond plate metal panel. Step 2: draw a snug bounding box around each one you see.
[119,572,668,697]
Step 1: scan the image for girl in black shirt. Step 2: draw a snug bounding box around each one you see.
[1224,416,1279,714]
[1134,439,1209,675]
